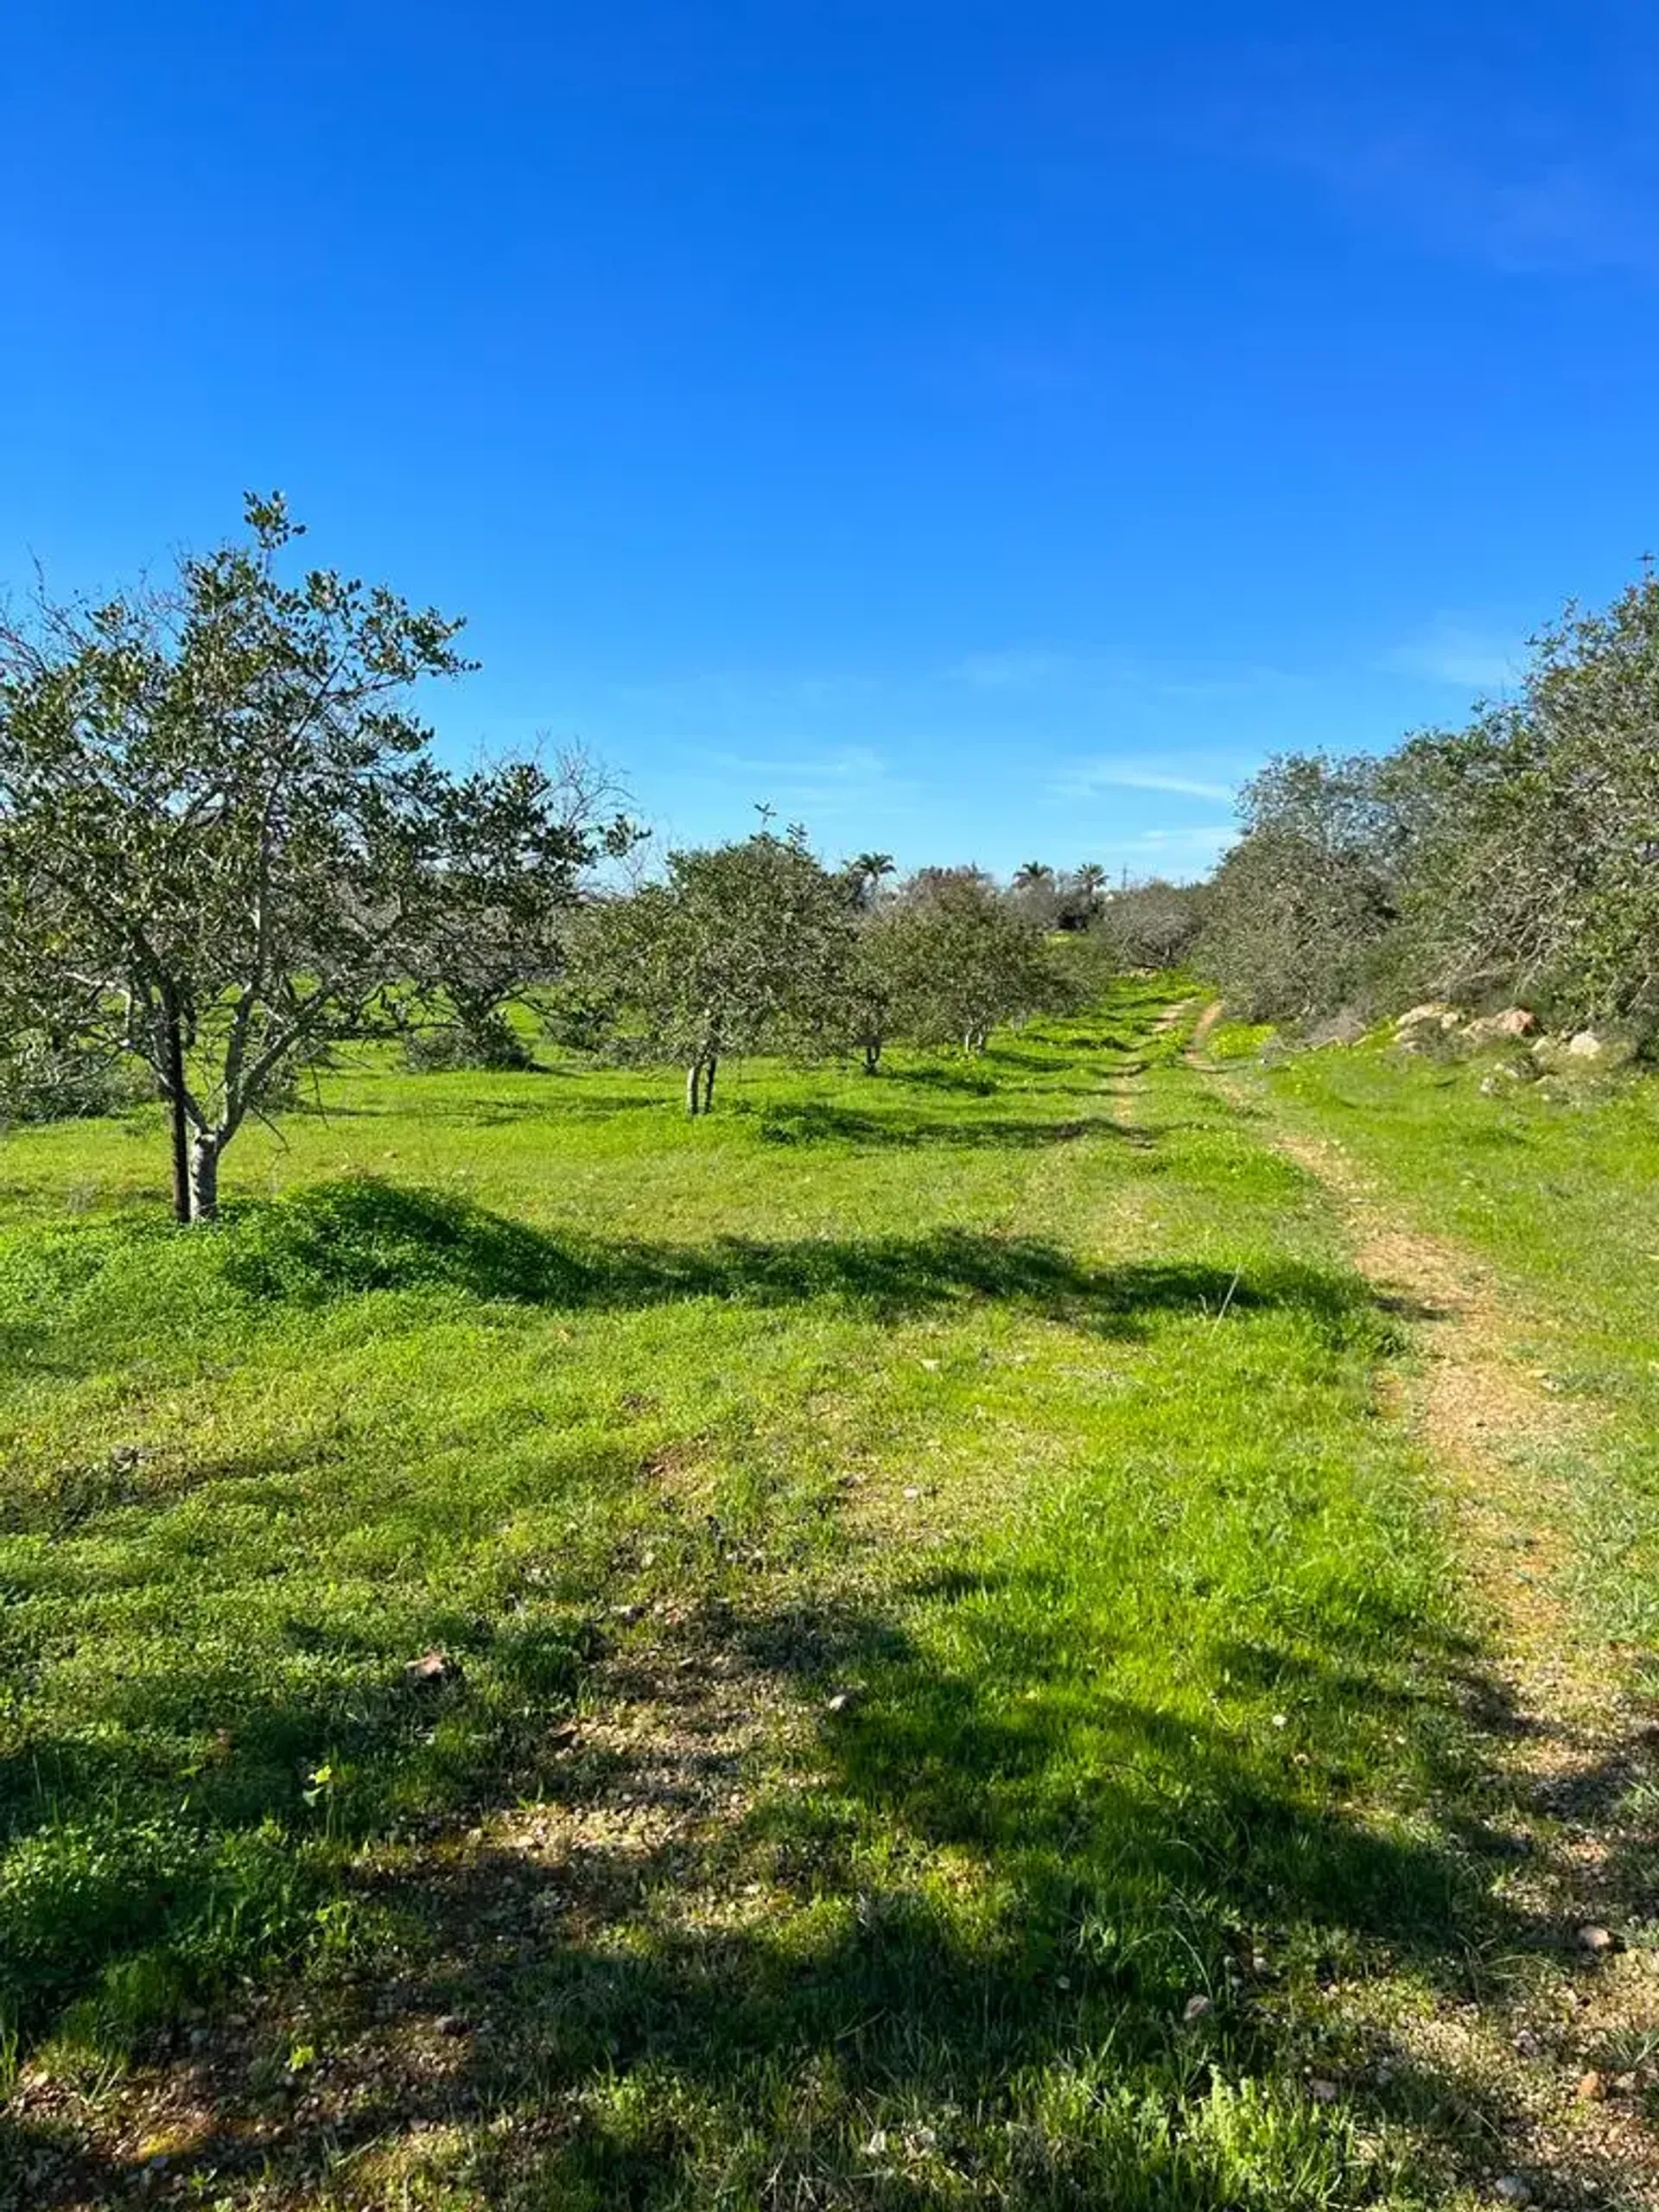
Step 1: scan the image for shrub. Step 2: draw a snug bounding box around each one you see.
[403,1015,534,1073]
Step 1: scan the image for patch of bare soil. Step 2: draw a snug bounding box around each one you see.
[1201,1024,1659,2209]
[1188,999,1223,1052]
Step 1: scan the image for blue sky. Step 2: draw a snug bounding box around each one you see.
[3,1,1656,877]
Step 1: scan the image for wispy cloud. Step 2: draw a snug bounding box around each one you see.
[1380,619,1521,692]
[1051,761,1238,804]
[605,669,881,721]
[1112,823,1239,871]
[710,744,886,781]
[1131,824,1238,852]
[1225,88,1659,276]
[949,650,1297,702]
[702,744,922,824]
[949,649,1076,690]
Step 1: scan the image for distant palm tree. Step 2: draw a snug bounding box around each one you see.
[851,850,896,907]
[1075,861,1108,907]
[1013,861,1052,889]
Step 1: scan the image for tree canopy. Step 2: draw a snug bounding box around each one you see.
[1200,563,1659,1032]
[0,495,614,1215]
[575,827,859,1112]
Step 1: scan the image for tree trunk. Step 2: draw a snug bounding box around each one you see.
[188,1133,220,1222]
[701,1055,718,1111]
[863,1037,881,1075]
[163,1006,191,1224]
[684,1060,703,1116]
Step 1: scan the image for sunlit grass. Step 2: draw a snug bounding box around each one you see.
[1258,1032,1659,1652]
[0,982,1503,2205]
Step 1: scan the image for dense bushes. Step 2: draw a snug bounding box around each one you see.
[0,1032,150,1125]
[1090,879,1208,972]
[1200,564,1659,1033]
[852,870,1077,1063]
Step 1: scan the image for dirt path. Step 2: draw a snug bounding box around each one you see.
[1195,1013,1659,2208]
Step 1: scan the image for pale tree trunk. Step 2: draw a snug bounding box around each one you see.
[684,1060,703,1116]
[188,1133,221,1222]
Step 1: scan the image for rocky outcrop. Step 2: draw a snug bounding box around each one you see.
[1532,1029,1638,1072]
[1395,1001,1460,1035]
[1465,1007,1536,1045]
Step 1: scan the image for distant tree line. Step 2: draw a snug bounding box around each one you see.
[1198,564,1659,1033]
[567,845,1079,1109]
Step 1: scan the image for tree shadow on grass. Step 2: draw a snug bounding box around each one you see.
[869,1064,999,1097]
[8,1557,1649,2208]
[981,1046,1077,1074]
[207,1179,1368,1344]
[743,1101,1126,1149]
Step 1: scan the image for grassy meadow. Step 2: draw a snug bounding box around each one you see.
[0,979,1630,2208]
[1253,1030,1659,1662]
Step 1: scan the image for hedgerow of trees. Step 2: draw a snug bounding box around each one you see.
[1200,563,1659,1034]
[568,848,1077,1099]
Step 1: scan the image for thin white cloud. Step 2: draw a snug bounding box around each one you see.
[1223,90,1659,276]
[699,743,923,825]
[949,649,1075,689]
[709,744,887,781]
[606,670,880,718]
[1108,823,1239,872]
[1051,762,1238,804]
[1380,620,1521,692]
[1129,824,1238,849]
[949,651,1300,702]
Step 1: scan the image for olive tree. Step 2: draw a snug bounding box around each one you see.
[871,873,1070,1052]
[1090,877,1207,969]
[0,494,609,1218]
[1198,753,1400,1021]
[577,827,858,1111]
[405,746,638,1070]
[1391,576,1659,1026]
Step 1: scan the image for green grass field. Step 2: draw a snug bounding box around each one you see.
[1256,1030,1659,1660]
[2,981,1650,2207]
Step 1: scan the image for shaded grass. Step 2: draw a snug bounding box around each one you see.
[0,979,1540,2206]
